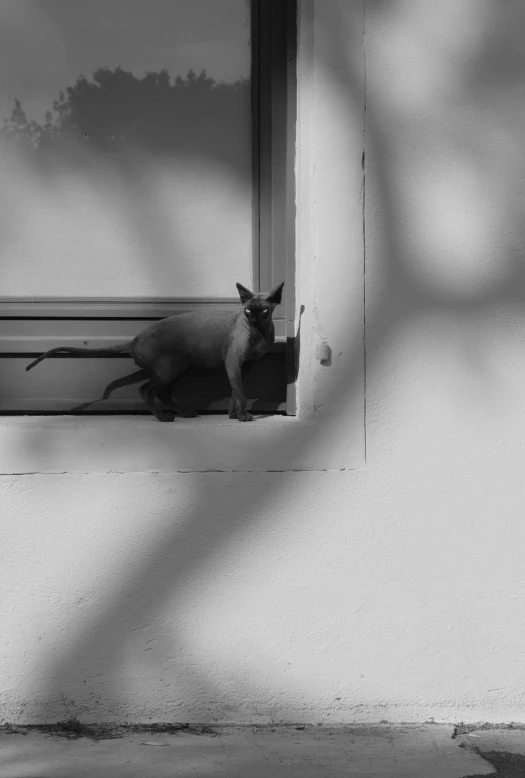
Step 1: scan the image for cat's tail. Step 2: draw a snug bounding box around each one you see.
[25,342,133,371]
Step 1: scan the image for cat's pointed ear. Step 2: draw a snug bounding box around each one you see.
[236,282,255,304]
[267,281,284,305]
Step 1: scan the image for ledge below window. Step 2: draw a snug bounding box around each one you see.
[0,414,364,473]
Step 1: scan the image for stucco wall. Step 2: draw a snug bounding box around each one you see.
[2,0,525,725]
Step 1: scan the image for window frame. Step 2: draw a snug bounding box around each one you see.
[0,0,367,473]
[0,0,298,415]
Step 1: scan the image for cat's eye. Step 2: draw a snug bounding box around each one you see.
[262,308,268,313]
[245,309,251,313]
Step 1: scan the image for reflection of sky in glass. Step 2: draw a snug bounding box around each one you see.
[0,0,253,298]
[0,0,250,122]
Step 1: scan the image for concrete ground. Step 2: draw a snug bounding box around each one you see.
[1,723,524,777]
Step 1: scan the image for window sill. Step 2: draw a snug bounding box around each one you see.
[0,414,364,473]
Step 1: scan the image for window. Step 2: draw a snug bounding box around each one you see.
[0,0,296,415]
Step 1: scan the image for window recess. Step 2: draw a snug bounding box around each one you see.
[0,0,296,415]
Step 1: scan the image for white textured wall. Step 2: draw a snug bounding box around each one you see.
[2,0,525,725]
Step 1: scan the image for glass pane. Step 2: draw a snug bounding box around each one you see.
[0,0,252,298]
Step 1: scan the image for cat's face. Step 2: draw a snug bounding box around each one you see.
[243,295,275,327]
[236,281,284,328]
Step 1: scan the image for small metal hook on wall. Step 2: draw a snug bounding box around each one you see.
[315,341,332,366]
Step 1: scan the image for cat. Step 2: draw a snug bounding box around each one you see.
[26,281,284,422]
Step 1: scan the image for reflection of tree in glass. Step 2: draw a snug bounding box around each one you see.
[0,68,250,166]
[0,99,52,151]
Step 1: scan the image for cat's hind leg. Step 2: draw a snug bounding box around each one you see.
[228,393,238,419]
[157,384,198,418]
[142,355,193,422]
[71,368,149,413]
[139,379,176,422]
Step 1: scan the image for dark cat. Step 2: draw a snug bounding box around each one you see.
[26,281,284,422]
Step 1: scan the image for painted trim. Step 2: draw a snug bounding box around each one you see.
[0,415,364,472]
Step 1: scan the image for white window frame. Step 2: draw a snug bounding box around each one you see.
[0,0,366,473]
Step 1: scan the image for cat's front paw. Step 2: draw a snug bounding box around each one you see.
[229,409,238,419]
[237,411,253,422]
[156,410,176,422]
